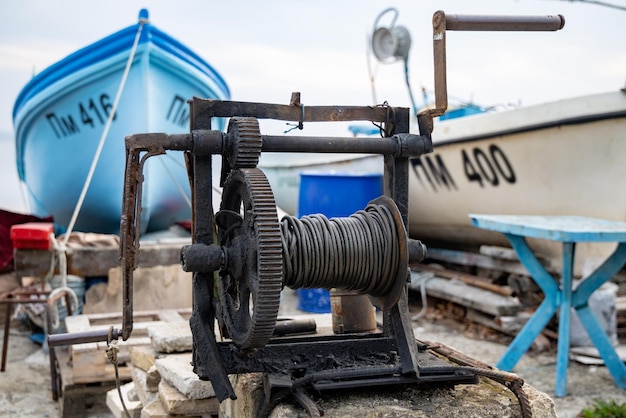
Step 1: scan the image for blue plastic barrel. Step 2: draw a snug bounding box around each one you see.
[295,172,383,313]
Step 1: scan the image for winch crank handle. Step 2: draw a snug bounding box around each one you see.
[48,327,121,347]
[421,10,565,126]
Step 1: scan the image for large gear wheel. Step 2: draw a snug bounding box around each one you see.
[226,117,262,169]
[215,168,283,349]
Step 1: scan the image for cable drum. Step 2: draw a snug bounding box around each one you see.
[281,196,408,309]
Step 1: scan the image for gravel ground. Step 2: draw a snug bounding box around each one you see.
[411,316,626,418]
[1,290,626,417]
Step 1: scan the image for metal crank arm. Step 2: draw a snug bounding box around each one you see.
[419,11,565,135]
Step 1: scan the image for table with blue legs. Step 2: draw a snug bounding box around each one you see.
[469,214,626,397]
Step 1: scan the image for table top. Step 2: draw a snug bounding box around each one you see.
[469,215,626,243]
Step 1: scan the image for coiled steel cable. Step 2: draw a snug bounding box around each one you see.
[281,202,401,296]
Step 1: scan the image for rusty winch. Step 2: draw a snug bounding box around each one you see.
[48,11,565,415]
[117,96,466,402]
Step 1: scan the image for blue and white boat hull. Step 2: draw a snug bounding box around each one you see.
[13,9,230,234]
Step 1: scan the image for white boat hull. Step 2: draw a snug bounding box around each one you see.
[260,90,626,273]
[410,90,626,273]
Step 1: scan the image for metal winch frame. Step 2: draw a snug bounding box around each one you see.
[117,95,480,402]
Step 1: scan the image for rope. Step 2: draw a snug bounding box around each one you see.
[281,202,400,295]
[410,271,436,321]
[284,103,305,133]
[62,19,146,247]
[47,233,79,330]
[47,20,145,330]
[107,326,131,418]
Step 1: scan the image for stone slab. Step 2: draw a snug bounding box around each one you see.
[158,380,219,416]
[132,367,158,407]
[155,353,215,399]
[146,365,161,392]
[229,373,557,418]
[140,398,202,418]
[148,320,193,353]
[130,345,161,371]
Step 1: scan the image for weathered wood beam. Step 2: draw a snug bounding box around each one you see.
[13,241,187,278]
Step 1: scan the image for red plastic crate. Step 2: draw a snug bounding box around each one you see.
[10,222,55,250]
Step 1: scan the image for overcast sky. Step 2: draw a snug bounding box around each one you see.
[1,0,625,136]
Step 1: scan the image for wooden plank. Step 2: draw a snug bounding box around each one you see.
[464,309,531,335]
[425,247,559,275]
[616,296,626,310]
[413,265,513,297]
[54,348,123,417]
[70,348,134,384]
[65,309,191,383]
[471,214,626,242]
[409,272,522,316]
[14,240,189,277]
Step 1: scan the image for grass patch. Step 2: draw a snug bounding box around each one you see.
[580,399,626,417]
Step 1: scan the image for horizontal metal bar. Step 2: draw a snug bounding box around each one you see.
[445,14,565,31]
[261,133,431,157]
[123,130,431,158]
[47,328,120,347]
[261,135,399,154]
[192,98,397,123]
[124,132,192,151]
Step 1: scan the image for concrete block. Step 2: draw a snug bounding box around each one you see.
[84,265,192,314]
[106,382,142,418]
[130,345,161,371]
[155,353,215,399]
[147,320,192,353]
[158,380,219,416]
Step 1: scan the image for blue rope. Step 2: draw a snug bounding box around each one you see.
[284,103,305,133]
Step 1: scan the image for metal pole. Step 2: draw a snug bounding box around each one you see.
[1,302,12,371]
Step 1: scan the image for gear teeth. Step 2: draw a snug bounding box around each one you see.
[227,117,262,168]
[218,168,282,349]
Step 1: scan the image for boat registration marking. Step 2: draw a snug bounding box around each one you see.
[44,93,190,140]
[166,94,190,128]
[45,93,116,139]
[410,143,516,192]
